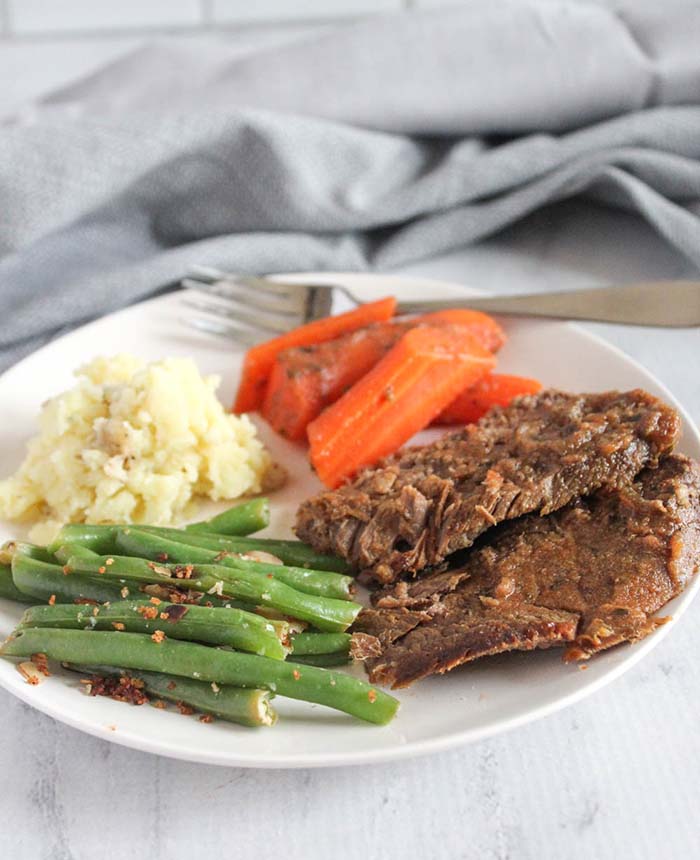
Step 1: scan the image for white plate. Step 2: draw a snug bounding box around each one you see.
[1,273,698,768]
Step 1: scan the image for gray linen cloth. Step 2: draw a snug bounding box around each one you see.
[1,0,699,369]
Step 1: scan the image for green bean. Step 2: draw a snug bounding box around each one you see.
[67,664,277,727]
[19,600,289,660]
[146,528,350,573]
[1,541,55,565]
[47,525,120,556]
[47,523,350,573]
[0,564,37,604]
[117,528,353,600]
[65,554,360,633]
[185,498,270,536]
[11,554,131,605]
[291,632,351,656]
[53,544,100,564]
[291,653,351,668]
[2,629,399,725]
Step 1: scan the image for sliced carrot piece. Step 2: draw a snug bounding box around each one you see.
[417,309,506,353]
[233,296,397,414]
[262,321,412,440]
[307,325,496,488]
[435,373,543,426]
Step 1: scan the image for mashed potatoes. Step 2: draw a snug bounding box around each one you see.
[0,355,275,542]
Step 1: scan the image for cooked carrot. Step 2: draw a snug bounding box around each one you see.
[261,309,504,440]
[233,296,397,414]
[262,322,412,440]
[307,326,496,488]
[417,309,506,353]
[435,373,543,426]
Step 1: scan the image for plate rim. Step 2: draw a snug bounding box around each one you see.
[0,272,698,768]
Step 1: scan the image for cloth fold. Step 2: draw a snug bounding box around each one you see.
[1,0,700,369]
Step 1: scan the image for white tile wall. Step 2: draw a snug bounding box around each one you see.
[7,0,202,34]
[211,0,402,23]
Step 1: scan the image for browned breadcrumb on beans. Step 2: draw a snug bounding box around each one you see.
[367,689,377,703]
[167,681,177,691]
[151,699,167,709]
[176,701,194,716]
[74,597,98,605]
[292,670,301,681]
[111,622,125,631]
[87,675,149,706]
[138,605,159,620]
[62,565,72,575]
[149,597,162,605]
[199,714,214,724]
[120,587,129,598]
[151,630,166,643]
[48,594,56,606]
[31,653,51,676]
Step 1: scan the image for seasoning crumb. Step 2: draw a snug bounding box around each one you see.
[151,630,166,643]
[105,558,115,566]
[48,594,56,606]
[120,587,129,598]
[199,714,214,724]
[292,670,301,681]
[579,664,589,671]
[92,606,99,617]
[368,689,377,704]
[167,681,177,691]
[107,725,117,731]
[211,682,220,693]
[384,385,395,402]
[62,565,72,576]
[138,605,159,620]
[149,597,162,605]
[98,566,106,574]
[176,701,194,716]
[112,622,125,631]
[152,699,167,710]
[35,657,50,678]
[20,654,50,683]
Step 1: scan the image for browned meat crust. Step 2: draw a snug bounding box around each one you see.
[354,455,700,688]
[295,390,680,585]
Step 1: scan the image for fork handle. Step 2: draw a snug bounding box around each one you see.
[396,281,700,328]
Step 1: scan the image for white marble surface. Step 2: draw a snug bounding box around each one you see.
[1,198,699,860]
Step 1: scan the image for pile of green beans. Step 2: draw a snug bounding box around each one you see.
[0,499,397,728]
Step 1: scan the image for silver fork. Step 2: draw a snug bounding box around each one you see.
[181,266,700,342]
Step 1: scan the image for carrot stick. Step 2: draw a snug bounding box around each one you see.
[262,322,411,440]
[233,296,397,414]
[307,326,496,488]
[261,309,504,440]
[417,309,506,353]
[435,373,543,426]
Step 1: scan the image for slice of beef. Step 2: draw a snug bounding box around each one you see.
[295,389,680,585]
[354,454,700,688]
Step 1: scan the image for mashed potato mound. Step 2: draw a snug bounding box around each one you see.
[0,355,275,542]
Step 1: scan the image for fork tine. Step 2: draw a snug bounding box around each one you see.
[182,296,296,333]
[182,278,303,316]
[188,266,306,298]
